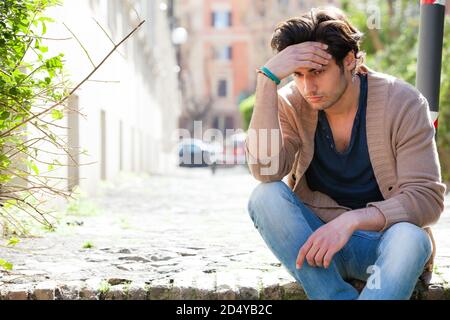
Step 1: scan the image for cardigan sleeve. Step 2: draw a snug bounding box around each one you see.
[366,92,447,231]
[245,94,301,182]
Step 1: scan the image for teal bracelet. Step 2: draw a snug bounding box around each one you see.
[259,66,281,85]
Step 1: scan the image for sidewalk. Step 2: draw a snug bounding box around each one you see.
[0,166,449,300]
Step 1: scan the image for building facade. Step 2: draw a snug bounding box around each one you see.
[175,0,337,135]
[176,0,252,135]
[41,0,182,195]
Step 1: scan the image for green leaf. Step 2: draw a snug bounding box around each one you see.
[51,109,63,120]
[0,111,10,120]
[38,17,55,23]
[38,45,48,53]
[8,86,18,95]
[26,159,39,175]
[0,259,13,271]
[83,241,94,249]
[7,237,20,246]
[45,55,63,69]
[41,21,47,35]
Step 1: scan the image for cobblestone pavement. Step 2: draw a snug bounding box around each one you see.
[1,166,449,300]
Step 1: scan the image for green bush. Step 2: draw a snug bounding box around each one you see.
[242,1,450,185]
[239,94,255,131]
[0,0,67,235]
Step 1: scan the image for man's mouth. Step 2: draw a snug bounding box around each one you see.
[306,96,323,103]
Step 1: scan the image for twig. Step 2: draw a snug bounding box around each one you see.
[13,9,39,71]
[16,34,72,41]
[0,20,146,139]
[86,79,121,83]
[93,18,115,46]
[93,18,126,59]
[63,22,96,68]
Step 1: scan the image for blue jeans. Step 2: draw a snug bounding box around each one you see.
[247,181,432,300]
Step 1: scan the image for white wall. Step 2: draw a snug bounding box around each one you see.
[35,0,181,195]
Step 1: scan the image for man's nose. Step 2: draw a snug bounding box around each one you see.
[303,76,317,94]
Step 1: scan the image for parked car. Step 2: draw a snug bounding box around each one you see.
[217,132,247,166]
[178,138,213,167]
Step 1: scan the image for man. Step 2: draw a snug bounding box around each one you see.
[246,7,446,300]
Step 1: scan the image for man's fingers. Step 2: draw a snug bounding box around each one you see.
[292,49,331,69]
[314,246,328,268]
[323,249,336,269]
[305,243,320,267]
[296,246,307,269]
[294,60,324,70]
[298,47,332,61]
[300,52,330,66]
[293,41,328,51]
[296,239,312,269]
[294,43,331,58]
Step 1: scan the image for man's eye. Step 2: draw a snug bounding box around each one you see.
[314,69,324,75]
[294,72,303,77]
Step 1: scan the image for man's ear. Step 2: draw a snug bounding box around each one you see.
[343,51,357,72]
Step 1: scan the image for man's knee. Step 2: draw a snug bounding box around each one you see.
[248,181,289,210]
[247,181,290,221]
[381,222,432,263]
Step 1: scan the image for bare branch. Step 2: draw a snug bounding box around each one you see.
[63,22,96,68]
[1,20,146,138]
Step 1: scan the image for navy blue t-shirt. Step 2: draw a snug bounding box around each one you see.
[304,74,384,209]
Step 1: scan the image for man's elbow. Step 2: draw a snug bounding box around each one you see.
[418,187,446,227]
[247,162,287,182]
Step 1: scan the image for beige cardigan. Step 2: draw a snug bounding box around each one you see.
[246,66,447,278]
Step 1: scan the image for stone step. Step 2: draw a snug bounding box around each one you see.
[1,281,448,300]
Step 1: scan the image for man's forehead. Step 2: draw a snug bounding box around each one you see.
[294,59,336,74]
[295,67,320,73]
[294,66,325,74]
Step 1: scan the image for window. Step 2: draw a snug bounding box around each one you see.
[218,80,228,97]
[212,11,232,28]
[255,0,266,17]
[278,0,289,11]
[225,116,234,130]
[213,116,220,129]
[67,95,80,191]
[107,0,117,36]
[213,45,232,60]
[100,110,107,180]
[119,120,123,171]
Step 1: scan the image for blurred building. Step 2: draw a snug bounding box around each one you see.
[245,0,338,83]
[175,0,337,135]
[41,0,182,195]
[175,0,251,135]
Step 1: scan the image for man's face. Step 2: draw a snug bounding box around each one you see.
[292,57,349,111]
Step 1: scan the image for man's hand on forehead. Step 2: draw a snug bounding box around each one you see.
[262,41,332,81]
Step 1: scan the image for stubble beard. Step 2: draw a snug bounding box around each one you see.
[314,72,349,111]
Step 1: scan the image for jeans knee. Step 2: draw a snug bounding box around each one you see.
[248,181,288,209]
[381,222,432,263]
[247,181,290,222]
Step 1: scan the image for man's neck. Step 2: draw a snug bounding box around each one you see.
[324,75,361,122]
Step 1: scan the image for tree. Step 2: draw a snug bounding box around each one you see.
[239,94,255,131]
[0,0,68,238]
[0,0,145,262]
[343,0,450,184]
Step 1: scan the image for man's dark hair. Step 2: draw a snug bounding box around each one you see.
[270,7,364,71]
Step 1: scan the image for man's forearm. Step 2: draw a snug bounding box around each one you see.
[247,73,282,159]
[338,207,386,233]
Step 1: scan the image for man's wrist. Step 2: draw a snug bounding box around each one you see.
[339,207,386,232]
[256,71,278,87]
[257,66,281,85]
[338,210,361,232]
